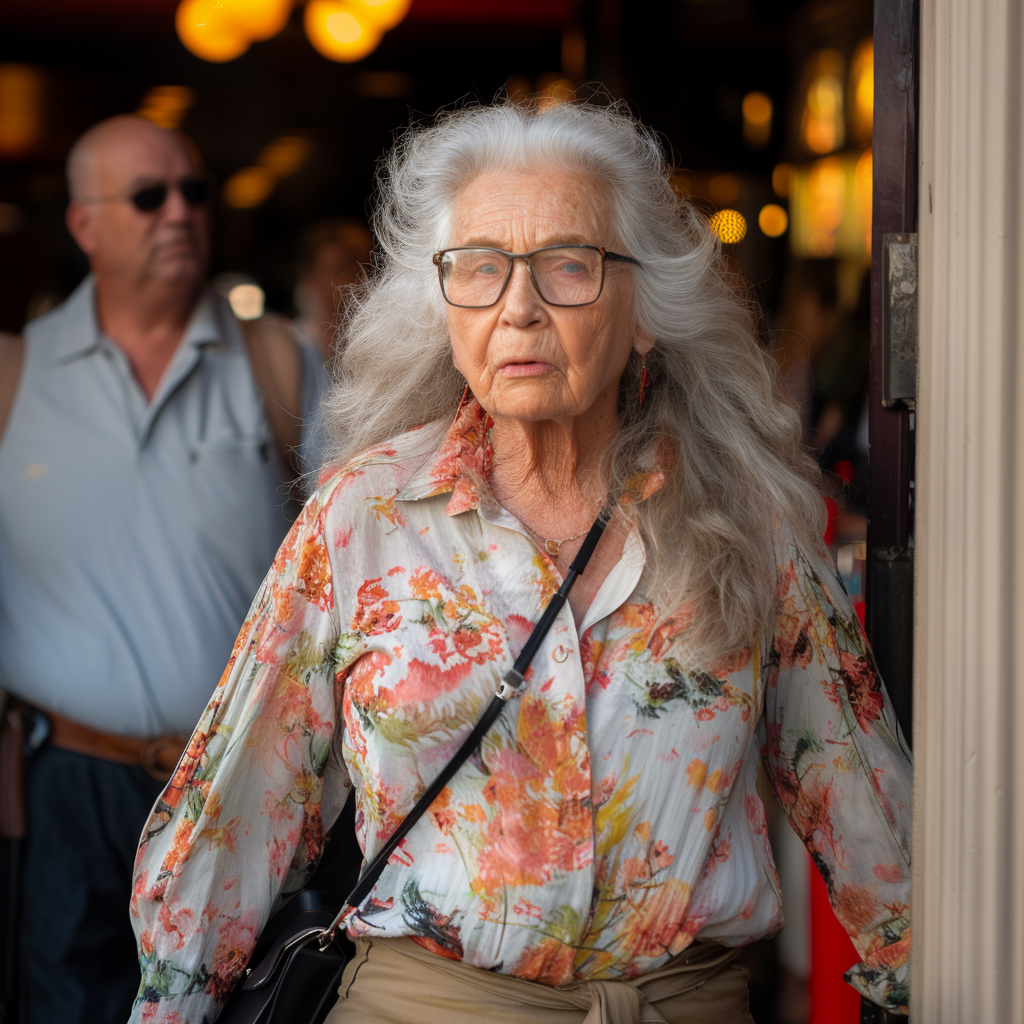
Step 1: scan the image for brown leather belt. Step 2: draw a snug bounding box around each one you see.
[45,711,188,781]
[4,699,188,782]
[0,702,187,840]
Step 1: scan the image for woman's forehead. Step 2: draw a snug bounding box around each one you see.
[450,167,613,246]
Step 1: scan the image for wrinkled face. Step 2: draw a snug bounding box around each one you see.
[445,168,648,426]
[70,126,209,290]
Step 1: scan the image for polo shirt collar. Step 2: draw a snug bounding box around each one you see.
[48,275,233,366]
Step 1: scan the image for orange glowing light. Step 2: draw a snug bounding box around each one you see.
[709,209,747,245]
[258,134,312,177]
[772,163,794,198]
[758,204,788,238]
[742,91,772,148]
[223,166,275,208]
[137,86,194,130]
[176,0,250,62]
[304,0,381,62]
[347,0,410,30]
[536,75,575,109]
[0,64,45,156]
[850,38,874,144]
[708,173,740,205]
[801,49,845,155]
[221,0,293,40]
[855,147,873,254]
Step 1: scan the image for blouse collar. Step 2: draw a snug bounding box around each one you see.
[396,398,666,515]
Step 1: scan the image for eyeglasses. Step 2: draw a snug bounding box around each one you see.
[80,178,210,214]
[432,244,641,308]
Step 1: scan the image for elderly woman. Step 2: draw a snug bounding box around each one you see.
[129,100,912,1024]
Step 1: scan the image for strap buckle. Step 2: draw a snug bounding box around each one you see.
[495,668,525,702]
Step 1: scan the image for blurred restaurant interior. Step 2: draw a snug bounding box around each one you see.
[0,1,888,1022]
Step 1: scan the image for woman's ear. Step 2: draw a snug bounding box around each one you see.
[634,324,655,356]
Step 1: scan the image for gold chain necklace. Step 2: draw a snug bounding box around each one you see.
[525,525,593,559]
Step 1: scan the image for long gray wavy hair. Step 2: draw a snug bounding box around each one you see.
[321,98,824,661]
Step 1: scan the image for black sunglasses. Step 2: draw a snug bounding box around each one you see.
[129,178,209,212]
[81,178,210,213]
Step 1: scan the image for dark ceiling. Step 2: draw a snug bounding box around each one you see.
[0,0,871,329]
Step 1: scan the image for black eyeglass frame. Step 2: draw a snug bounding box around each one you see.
[78,178,210,214]
[431,244,641,308]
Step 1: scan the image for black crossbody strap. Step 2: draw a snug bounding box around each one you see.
[319,503,612,948]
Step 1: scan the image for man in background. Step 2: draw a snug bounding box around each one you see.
[0,115,324,1024]
[293,216,373,360]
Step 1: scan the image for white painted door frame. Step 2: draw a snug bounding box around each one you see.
[914,1,1024,1020]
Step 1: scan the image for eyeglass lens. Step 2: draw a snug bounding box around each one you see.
[440,247,604,307]
[130,179,209,213]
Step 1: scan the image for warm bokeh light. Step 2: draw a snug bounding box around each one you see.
[223,166,275,208]
[228,283,266,319]
[709,209,747,245]
[790,153,871,259]
[805,156,845,255]
[221,0,292,40]
[708,173,740,205]
[137,86,194,130]
[258,134,312,177]
[536,74,575,109]
[347,0,411,31]
[0,64,45,157]
[772,162,794,198]
[176,0,250,62]
[222,134,313,210]
[758,203,789,237]
[742,91,772,147]
[801,49,845,155]
[850,38,874,144]
[304,1,382,62]
[855,147,873,254]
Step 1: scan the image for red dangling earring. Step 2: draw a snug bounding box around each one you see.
[638,355,648,407]
[456,381,471,418]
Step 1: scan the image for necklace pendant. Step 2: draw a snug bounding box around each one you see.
[544,538,561,557]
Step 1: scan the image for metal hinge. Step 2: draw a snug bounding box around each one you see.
[881,232,918,409]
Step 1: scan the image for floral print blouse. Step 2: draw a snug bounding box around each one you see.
[129,400,913,1023]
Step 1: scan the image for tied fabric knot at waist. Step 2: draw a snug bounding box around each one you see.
[331,936,753,1024]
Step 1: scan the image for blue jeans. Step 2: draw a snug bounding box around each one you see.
[18,744,163,1024]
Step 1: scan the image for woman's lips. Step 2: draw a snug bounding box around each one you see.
[498,361,551,377]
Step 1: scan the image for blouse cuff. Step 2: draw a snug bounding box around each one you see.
[844,960,910,1016]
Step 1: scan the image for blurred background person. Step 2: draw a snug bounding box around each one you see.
[293,217,374,360]
[0,114,324,1024]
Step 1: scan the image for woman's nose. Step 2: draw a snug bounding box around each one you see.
[499,260,545,326]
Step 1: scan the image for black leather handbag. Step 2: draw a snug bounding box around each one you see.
[218,506,611,1024]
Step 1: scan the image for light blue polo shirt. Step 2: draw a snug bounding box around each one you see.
[0,275,326,737]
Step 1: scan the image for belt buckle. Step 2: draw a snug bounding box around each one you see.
[139,736,182,782]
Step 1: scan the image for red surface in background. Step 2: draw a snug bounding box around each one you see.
[810,492,864,1022]
[809,864,861,1024]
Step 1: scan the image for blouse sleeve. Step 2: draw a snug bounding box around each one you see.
[128,481,360,1024]
[759,531,913,1014]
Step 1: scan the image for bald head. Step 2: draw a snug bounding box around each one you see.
[65,114,210,300]
[66,115,200,201]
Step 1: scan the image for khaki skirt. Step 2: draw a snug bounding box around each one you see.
[326,936,755,1024]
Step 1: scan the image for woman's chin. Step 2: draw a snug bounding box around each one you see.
[477,378,572,423]
[485,397,576,425]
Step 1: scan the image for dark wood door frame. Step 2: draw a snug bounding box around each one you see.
[866,0,917,742]
[862,1,917,1021]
